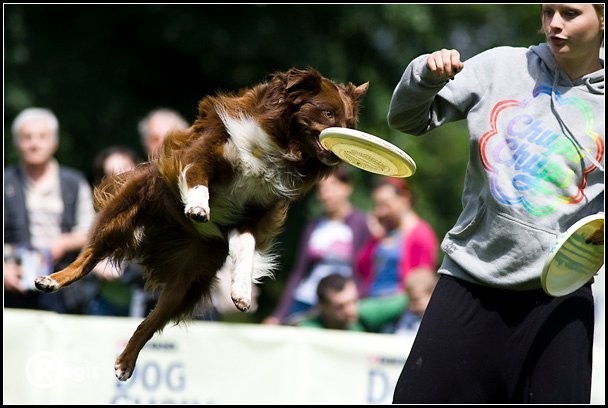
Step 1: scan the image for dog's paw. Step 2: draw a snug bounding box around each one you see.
[185,206,210,223]
[114,359,133,382]
[34,276,60,293]
[184,185,210,223]
[231,295,251,312]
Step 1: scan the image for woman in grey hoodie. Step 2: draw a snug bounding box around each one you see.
[388,4,604,403]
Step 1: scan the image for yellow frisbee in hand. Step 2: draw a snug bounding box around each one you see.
[319,127,416,178]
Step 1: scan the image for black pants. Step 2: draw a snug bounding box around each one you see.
[392,274,594,404]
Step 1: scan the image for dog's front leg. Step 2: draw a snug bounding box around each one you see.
[227,229,255,312]
[178,164,210,223]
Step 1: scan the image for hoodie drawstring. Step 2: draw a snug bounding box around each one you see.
[549,69,605,172]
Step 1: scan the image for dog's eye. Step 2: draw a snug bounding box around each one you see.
[323,110,335,119]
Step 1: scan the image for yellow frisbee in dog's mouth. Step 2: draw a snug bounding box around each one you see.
[319,127,416,177]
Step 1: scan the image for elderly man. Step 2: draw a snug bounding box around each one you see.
[4,107,96,313]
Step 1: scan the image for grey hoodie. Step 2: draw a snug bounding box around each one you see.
[387,43,604,290]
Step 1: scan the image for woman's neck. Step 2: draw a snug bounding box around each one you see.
[556,52,602,81]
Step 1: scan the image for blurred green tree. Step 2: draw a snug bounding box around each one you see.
[4,4,542,321]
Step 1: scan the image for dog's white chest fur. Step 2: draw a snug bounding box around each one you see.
[177,109,303,238]
[218,108,301,203]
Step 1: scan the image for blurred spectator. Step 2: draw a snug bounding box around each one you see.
[4,107,96,313]
[356,177,438,298]
[86,146,155,317]
[263,166,373,325]
[92,146,142,185]
[297,273,407,332]
[138,108,189,158]
[394,268,438,334]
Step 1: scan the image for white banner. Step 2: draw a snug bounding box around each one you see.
[3,309,604,404]
[3,309,414,404]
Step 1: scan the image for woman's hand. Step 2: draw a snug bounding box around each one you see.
[586,223,604,245]
[426,49,464,81]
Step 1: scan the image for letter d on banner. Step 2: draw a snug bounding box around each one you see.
[367,368,390,404]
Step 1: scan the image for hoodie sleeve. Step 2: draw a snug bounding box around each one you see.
[387,50,494,135]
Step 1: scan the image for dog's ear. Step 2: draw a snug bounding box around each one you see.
[354,82,369,101]
[341,82,369,104]
[285,68,322,105]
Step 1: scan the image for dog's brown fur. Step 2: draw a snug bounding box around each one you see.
[34,67,368,381]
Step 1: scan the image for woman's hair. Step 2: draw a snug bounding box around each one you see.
[594,4,605,48]
[327,164,352,185]
[591,4,604,47]
[372,176,414,205]
[539,4,604,16]
[592,4,604,17]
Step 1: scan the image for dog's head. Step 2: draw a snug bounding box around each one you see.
[266,67,369,166]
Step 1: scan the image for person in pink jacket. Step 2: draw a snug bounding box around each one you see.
[356,177,439,298]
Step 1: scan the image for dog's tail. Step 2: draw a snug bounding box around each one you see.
[93,164,149,212]
[155,129,191,198]
[252,249,279,283]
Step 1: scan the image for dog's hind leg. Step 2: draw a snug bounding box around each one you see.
[114,274,212,381]
[114,283,183,381]
[35,177,145,293]
[34,246,101,292]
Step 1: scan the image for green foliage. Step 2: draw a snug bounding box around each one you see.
[4,4,542,321]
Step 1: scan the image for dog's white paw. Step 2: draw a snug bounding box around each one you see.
[231,294,251,312]
[34,276,60,293]
[185,206,210,223]
[184,185,210,223]
[114,361,133,382]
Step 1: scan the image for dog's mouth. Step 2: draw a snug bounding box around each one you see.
[313,136,341,166]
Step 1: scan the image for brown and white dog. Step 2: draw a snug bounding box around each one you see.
[34,67,368,381]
